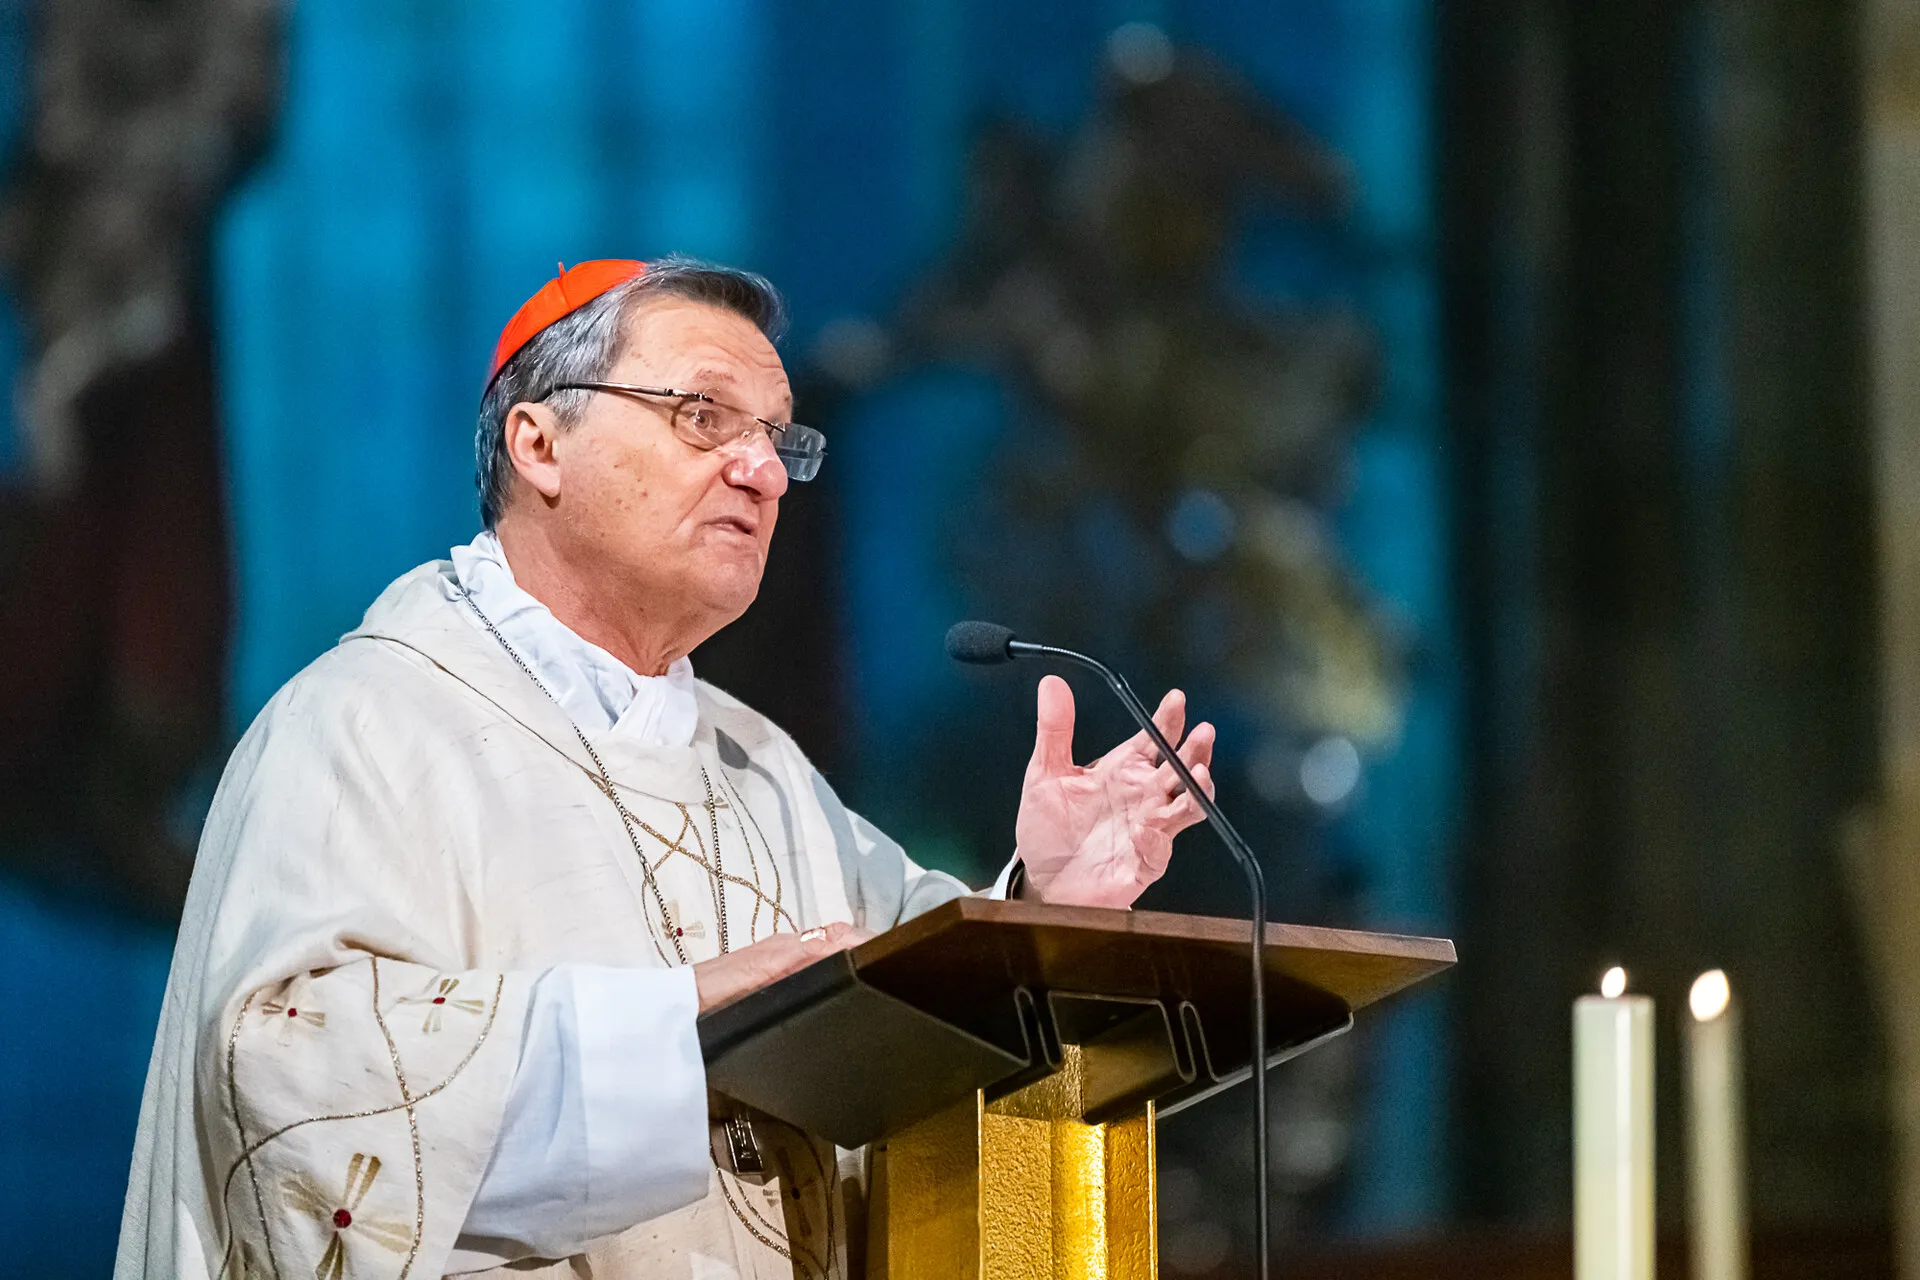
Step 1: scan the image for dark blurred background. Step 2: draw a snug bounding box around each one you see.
[3,0,1917,1276]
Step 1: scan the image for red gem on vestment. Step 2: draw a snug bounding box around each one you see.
[332,1208,352,1229]
[287,1008,298,1017]
[675,928,684,936]
[432,996,446,1005]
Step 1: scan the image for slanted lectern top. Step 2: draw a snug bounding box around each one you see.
[698,898,1454,1279]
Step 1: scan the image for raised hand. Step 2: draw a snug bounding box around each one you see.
[1013,674,1216,909]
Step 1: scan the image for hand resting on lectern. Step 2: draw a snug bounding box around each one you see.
[693,921,873,1013]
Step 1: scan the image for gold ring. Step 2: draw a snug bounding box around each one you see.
[799,926,829,943]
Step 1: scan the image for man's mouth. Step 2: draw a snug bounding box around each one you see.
[709,514,758,537]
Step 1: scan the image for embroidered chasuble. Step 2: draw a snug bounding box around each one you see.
[114,559,973,1280]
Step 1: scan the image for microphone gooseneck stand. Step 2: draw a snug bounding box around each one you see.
[946,622,1272,1280]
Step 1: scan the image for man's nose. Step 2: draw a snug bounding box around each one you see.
[722,433,790,499]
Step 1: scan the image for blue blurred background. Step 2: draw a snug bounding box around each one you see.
[1,0,1910,1274]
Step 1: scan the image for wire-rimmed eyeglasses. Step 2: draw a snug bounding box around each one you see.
[547,381,826,482]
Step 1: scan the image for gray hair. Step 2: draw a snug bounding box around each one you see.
[474,254,789,527]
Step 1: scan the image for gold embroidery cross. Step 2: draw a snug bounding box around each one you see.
[259,997,327,1045]
[396,976,485,1034]
[284,1152,411,1280]
[662,900,708,942]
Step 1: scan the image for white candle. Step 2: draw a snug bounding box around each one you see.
[1575,966,1655,1280]
[1686,970,1748,1280]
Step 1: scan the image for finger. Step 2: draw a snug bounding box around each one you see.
[799,921,867,953]
[696,943,808,1012]
[695,925,872,1012]
[1113,694,1182,767]
[817,923,872,951]
[1152,719,1214,775]
[1153,761,1214,817]
[1153,795,1202,833]
[1107,688,1188,768]
[1027,674,1077,781]
[1153,722,1216,794]
[1150,688,1188,756]
[1189,759,1215,801]
[1175,722,1216,791]
[767,930,852,985]
[1152,762,1213,828]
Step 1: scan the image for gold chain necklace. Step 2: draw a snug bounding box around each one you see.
[457,588,749,963]
[630,798,799,935]
[460,587,831,1269]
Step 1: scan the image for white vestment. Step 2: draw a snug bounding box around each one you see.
[115,553,984,1280]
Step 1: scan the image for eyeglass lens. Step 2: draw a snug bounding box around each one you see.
[675,400,824,481]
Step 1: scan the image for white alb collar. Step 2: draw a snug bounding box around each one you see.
[449,530,700,745]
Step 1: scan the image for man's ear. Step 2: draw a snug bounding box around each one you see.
[503,402,566,502]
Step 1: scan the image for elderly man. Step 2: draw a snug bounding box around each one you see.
[116,257,1216,1280]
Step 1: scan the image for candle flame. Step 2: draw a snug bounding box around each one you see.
[1600,966,1627,998]
[1689,968,1731,1021]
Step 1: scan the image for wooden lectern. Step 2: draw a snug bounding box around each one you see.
[698,898,1454,1278]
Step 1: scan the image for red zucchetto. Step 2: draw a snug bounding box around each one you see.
[487,259,648,386]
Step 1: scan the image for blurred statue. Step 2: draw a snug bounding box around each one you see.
[805,27,1395,1261]
[819,25,1397,754]
[0,0,282,912]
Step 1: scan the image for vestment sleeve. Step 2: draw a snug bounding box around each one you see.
[803,765,973,929]
[172,671,551,1280]
[453,964,708,1267]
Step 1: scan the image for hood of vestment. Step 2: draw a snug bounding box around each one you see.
[341,560,783,808]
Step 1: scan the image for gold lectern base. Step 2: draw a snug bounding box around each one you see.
[871,1047,1156,1279]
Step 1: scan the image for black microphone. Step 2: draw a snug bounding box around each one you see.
[945,619,1274,1280]
[943,620,1018,664]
